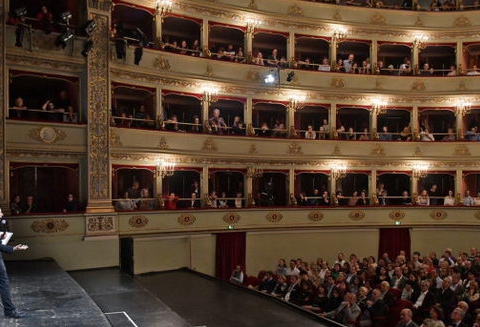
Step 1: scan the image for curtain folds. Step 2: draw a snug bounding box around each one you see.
[215,232,246,281]
[378,228,411,261]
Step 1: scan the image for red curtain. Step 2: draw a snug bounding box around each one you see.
[215,232,246,281]
[378,228,411,261]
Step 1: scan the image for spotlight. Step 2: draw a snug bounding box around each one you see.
[14,7,27,18]
[55,29,74,48]
[286,71,295,82]
[134,46,143,65]
[81,39,94,57]
[115,39,127,60]
[83,19,96,36]
[264,69,278,84]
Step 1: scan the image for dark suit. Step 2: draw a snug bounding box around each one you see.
[396,321,419,327]
[367,299,389,327]
[0,243,17,315]
[412,290,436,321]
[437,287,457,317]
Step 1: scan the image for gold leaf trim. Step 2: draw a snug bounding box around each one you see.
[371,143,385,156]
[349,210,365,221]
[370,14,386,25]
[389,210,406,221]
[287,142,302,155]
[28,126,66,144]
[153,55,171,71]
[158,136,169,149]
[202,138,218,152]
[411,80,425,92]
[430,210,447,221]
[266,211,283,223]
[331,78,344,88]
[453,15,471,27]
[333,11,342,21]
[178,214,196,225]
[474,211,480,220]
[287,4,303,16]
[87,216,115,232]
[31,218,69,233]
[308,210,324,222]
[110,130,122,146]
[222,212,240,224]
[454,144,470,156]
[128,215,149,228]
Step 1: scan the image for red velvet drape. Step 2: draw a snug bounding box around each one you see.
[215,232,246,281]
[378,228,411,261]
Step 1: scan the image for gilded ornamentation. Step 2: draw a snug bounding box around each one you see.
[413,146,422,156]
[31,218,69,233]
[88,14,110,200]
[474,211,480,220]
[287,4,303,16]
[308,210,324,222]
[178,214,196,225]
[87,216,115,232]
[248,144,258,154]
[246,70,261,82]
[330,78,345,89]
[411,80,426,92]
[430,210,447,221]
[222,212,240,224]
[110,130,122,146]
[453,15,471,27]
[247,0,257,9]
[349,210,365,221]
[389,210,405,221]
[88,0,112,11]
[458,80,467,91]
[454,144,471,156]
[287,143,302,155]
[153,56,171,71]
[371,143,385,156]
[28,126,67,144]
[6,54,84,73]
[202,138,218,152]
[414,16,424,27]
[332,145,341,155]
[266,211,283,223]
[332,11,342,21]
[370,14,386,25]
[128,215,149,228]
[204,64,214,77]
[375,79,383,90]
[158,136,169,149]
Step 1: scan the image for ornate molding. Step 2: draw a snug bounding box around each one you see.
[370,14,386,25]
[389,210,406,221]
[454,144,470,156]
[411,80,426,92]
[308,210,324,222]
[287,143,302,155]
[330,78,345,89]
[158,136,169,149]
[28,126,67,144]
[414,16,424,27]
[332,11,342,21]
[31,218,69,233]
[110,130,122,146]
[153,55,171,71]
[178,213,196,225]
[413,146,422,156]
[453,15,471,27]
[87,216,115,233]
[371,143,385,156]
[266,211,283,223]
[128,215,148,228]
[246,70,261,82]
[222,212,241,224]
[474,211,480,220]
[458,80,467,91]
[349,210,365,221]
[430,209,447,221]
[248,144,258,154]
[88,0,113,11]
[204,64,214,77]
[6,54,84,73]
[202,138,218,152]
[287,4,303,16]
[332,145,341,155]
[247,0,257,9]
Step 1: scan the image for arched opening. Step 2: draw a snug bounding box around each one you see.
[112,165,155,210]
[294,171,330,206]
[161,15,202,53]
[253,171,288,206]
[463,107,480,140]
[338,172,370,206]
[252,101,288,138]
[462,172,480,204]
[419,44,457,76]
[336,106,370,139]
[377,43,412,73]
[337,40,371,73]
[112,3,155,44]
[252,31,288,67]
[162,91,202,133]
[294,35,330,70]
[377,172,411,205]
[419,107,456,141]
[417,172,455,205]
[294,104,329,139]
[208,98,245,135]
[463,43,480,74]
[377,108,412,140]
[162,168,202,208]
[111,83,156,129]
[208,170,245,208]
[209,23,245,62]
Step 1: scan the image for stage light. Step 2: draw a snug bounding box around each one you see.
[14,7,27,18]
[60,11,72,22]
[81,39,94,57]
[115,39,127,60]
[286,71,295,82]
[134,46,143,65]
[83,19,96,36]
[55,30,74,48]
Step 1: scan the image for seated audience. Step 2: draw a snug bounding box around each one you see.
[24,195,37,213]
[420,129,435,142]
[63,193,79,212]
[209,109,227,134]
[305,125,317,139]
[164,192,179,210]
[443,190,455,206]
[115,192,136,210]
[10,195,23,216]
[229,265,244,285]
[138,188,154,210]
[417,190,430,206]
[462,190,474,206]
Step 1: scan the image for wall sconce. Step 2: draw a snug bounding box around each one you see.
[287,94,306,111]
[412,163,429,179]
[413,35,429,50]
[456,99,471,117]
[202,86,219,106]
[246,166,263,178]
[330,164,347,180]
[371,98,388,115]
[156,0,173,20]
[246,17,262,35]
[332,26,347,41]
[157,159,175,178]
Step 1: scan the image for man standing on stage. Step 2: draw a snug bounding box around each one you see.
[0,207,28,319]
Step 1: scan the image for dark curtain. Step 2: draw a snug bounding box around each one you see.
[215,232,246,281]
[378,228,411,261]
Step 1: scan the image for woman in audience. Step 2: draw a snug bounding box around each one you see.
[443,190,455,206]
[10,194,23,216]
[348,190,359,206]
[304,125,317,139]
[358,128,370,140]
[357,190,369,205]
[418,190,430,206]
[464,280,480,304]
[318,57,331,72]
[254,52,264,65]
[12,97,27,118]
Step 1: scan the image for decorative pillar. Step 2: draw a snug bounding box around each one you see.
[456,41,463,73]
[371,169,377,198]
[411,105,419,139]
[412,44,419,72]
[154,13,162,45]
[411,176,418,199]
[330,39,337,66]
[245,31,253,60]
[371,40,378,72]
[287,32,295,63]
[202,20,209,54]
[201,166,209,201]
[288,167,295,200]
[455,169,463,198]
[455,111,464,140]
[0,0,7,210]
[371,110,378,139]
[330,103,337,139]
[85,1,116,236]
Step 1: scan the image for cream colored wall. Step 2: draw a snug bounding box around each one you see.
[6,236,119,271]
[133,234,216,275]
[411,227,480,256]
[245,229,380,275]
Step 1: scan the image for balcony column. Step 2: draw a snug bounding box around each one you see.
[245,31,253,60]
[0,0,6,211]
[412,45,419,73]
[201,20,209,54]
[156,87,163,124]
[370,110,378,139]
[412,105,419,140]
[455,111,464,140]
[246,176,254,207]
[245,97,253,134]
[287,104,295,138]
[85,2,116,237]
[330,39,337,67]
[371,170,377,199]
[154,14,162,46]
[155,174,163,205]
[202,99,210,129]
[287,32,295,64]
[455,169,463,200]
[411,175,418,200]
[288,167,295,203]
[370,41,377,74]
[330,103,337,139]
[456,41,463,73]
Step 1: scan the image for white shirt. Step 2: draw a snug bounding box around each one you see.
[414,290,427,308]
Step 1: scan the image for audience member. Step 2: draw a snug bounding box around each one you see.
[10,195,23,216]
[63,193,79,212]
[24,195,36,213]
